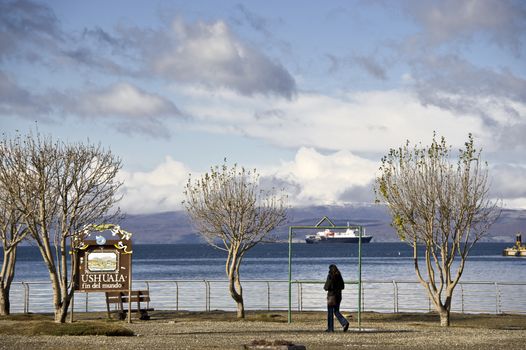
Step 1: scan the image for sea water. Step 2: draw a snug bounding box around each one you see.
[4,243,526,314]
[9,242,526,282]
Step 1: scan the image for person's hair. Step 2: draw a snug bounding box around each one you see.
[329,264,340,276]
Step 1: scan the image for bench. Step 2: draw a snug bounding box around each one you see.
[105,290,154,320]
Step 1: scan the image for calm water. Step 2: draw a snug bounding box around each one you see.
[9,242,526,282]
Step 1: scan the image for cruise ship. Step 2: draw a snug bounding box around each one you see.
[503,233,526,257]
[305,226,372,244]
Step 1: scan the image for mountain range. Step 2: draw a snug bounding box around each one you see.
[120,204,526,244]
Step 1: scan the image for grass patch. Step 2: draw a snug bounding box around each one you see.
[31,321,134,336]
[0,320,134,336]
[0,313,52,321]
[157,310,289,322]
[449,313,526,330]
[357,312,526,329]
[251,313,287,323]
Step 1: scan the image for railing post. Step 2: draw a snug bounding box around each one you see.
[360,281,365,312]
[143,281,149,310]
[85,292,89,313]
[175,281,179,311]
[207,281,211,311]
[22,282,29,314]
[392,280,398,313]
[204,280,209,312]
[495,282,500,315]
[460,284,464,314]
[300,282,303,311]
[297,282,301,311]
[267,281,270,311]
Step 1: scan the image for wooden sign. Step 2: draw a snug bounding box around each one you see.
[75,239,132,292]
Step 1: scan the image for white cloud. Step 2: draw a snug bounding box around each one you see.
[141,18,296,98]
[116,142,526,214]
[403,0,526,53]
[117,148,526,215]
[181,87,488,153]
[491,164,526,200]
[264,147,379,206]
[77,83,180,118]
[119,148,384,214]
[502,198,526,209]
[118,156,191,214]
[117,148,380,213]
[64,83,181,138]
[0,75,182,138]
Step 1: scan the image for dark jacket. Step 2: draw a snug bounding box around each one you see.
[324,272,345,304]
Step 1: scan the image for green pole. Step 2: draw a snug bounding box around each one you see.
[288,226,292,324]
[358,226,362,330]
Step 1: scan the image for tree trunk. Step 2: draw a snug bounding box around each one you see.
[228,272,245,318]
[0,247,17,316]
[235,273,244,318]
[236,298,245,319]
[47,269,67,323]
[54,297,71,323]
[51,277,75,323]
[0,286,10,316]
[438,307,450,327]
[227,254,245,319]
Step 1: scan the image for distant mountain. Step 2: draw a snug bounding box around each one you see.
[119,211,196,244]
[120,205,526,244]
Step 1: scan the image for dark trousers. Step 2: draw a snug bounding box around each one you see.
[327,304,348,331]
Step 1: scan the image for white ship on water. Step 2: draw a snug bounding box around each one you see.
[305,224,372,244]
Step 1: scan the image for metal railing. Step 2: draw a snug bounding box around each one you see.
[7,279,526,315]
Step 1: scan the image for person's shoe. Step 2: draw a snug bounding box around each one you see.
[343,323,349,332]
[325,329,334,332]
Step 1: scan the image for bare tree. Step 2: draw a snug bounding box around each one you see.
[375,134,499,326]
[0,132,122,322]
[0,136,32,315]
[0,189,28,315]
[184,163,287,318]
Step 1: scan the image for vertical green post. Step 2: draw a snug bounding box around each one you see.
[358,226,362,330]
[288,226,293,324]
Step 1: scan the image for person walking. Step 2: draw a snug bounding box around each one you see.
[323,264,349,332]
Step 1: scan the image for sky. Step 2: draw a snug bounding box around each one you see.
[1,0,526,214]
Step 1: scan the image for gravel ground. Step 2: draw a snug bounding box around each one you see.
[1,311,525,350]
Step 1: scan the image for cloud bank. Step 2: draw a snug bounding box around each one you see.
[403,0,526,54]
[117,148,378,214]
[117,146,524,214]
[141,18,296,98]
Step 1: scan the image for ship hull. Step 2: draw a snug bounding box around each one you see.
[503,248,526,257]
[305,236,373,244]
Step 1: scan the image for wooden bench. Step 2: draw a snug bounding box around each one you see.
[105,290,154,320]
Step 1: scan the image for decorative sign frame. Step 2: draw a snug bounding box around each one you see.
[73,224,133,292]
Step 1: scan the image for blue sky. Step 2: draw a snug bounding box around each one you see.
[1,0,526,213]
